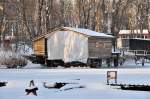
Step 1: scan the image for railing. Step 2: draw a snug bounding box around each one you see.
[127,50,150,56]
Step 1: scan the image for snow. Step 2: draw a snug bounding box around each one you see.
[112,48,121,53]
[1,68,150,99]
[64,27,114,38]
[22,61,43,69]
[119,29,149,35]
[120,59,150,68]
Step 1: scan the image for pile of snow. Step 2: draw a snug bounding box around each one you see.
[23,61,43,69]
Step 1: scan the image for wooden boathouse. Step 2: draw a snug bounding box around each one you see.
[32,27,114,67]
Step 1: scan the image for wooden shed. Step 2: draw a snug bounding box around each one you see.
[45,27,113,67]
[32,27,113,67]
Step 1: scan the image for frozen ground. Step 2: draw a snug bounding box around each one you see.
[1,69,150,99]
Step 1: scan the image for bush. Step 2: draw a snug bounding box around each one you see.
[0,49,27,68]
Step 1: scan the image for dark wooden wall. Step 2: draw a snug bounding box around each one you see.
[88,37,112,59]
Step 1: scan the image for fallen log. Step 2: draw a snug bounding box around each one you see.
[120,84,150,91]
[43,82,78,89]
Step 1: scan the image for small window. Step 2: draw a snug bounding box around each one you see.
[96,42,104,48]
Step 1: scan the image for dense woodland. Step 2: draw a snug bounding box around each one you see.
[0,0,150,44]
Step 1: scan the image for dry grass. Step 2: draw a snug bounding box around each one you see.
[0,49,27,68]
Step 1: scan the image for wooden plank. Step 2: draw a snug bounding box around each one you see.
[33,38,45,55]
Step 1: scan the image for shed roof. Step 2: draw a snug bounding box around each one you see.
[34,27,114,41]
[32,35,45,41]
[63,27,114,38]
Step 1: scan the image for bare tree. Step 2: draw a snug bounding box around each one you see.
[2,0,150,45]
[0,0,6,44]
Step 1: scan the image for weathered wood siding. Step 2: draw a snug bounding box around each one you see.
[88,37,112,58]
[33,38,45,56]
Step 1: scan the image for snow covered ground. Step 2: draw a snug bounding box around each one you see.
[1,69,150,99]
[22,61,43,69]
[118,59,150,68]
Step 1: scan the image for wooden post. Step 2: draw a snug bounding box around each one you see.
[107,71,117,85]
[106,58,111,67]
[99,59,102,67]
